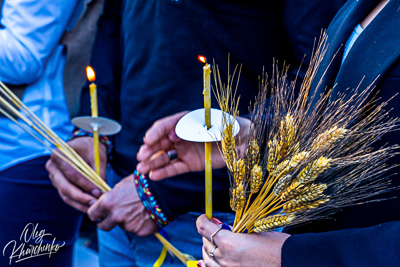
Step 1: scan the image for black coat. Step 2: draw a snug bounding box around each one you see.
[283,0,400,266]
[79,0,346,222]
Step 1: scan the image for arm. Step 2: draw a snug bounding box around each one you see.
[282,220,400,267]
[0,0,79,84]
[47,0,122,212]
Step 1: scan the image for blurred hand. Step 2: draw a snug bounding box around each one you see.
[87,174,158,236]
[46,136,107,213]
[196,214,290,267]
[136,111,251,181]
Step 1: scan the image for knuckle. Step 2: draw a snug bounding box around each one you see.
[62,195,69,203]
[87,211,95,221]
[197,224,205,236]
[59,188,68,197]
[100,194,113,209]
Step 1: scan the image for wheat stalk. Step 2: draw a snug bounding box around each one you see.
[215,33,399,234]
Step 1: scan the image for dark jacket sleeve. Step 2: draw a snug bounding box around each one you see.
[282,220,400,267]
[78,0,122,121]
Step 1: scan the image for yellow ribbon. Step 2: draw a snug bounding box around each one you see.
[153,245,168,267]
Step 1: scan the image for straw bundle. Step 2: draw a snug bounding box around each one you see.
[0,81,194,265]
[214,34,399,233]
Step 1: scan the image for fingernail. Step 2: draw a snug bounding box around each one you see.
[197,261,201,267]
[89,200,96,206]
[211,217,223,225]
[92,189,101,197]
[143,136,146,143]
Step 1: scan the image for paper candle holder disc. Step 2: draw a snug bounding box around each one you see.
[175,108,240,142]
[71,116,122,136]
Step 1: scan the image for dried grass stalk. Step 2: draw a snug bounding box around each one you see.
[214,33,399,234]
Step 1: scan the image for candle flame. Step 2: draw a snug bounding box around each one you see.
[86,66,96,82]
[198,55,207,64]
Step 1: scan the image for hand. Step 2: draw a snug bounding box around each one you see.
[136,111,251,181]
[196,214,290,267]
[87,174,158,236]
[46,136,107,213]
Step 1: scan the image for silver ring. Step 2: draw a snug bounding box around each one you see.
[209,246,218,260]
[210,228,223,246]
[167,149,178,162]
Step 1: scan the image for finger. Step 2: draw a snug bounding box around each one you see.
[96,216,118,231]
[47,160,96,212]
[203,238,222,258]
[49,152,102,197]
[202,244,222,267]
[168,127,181,142]
[144,111,189,146]
[87,195,110,222]
[136,150,170,175]
[137,136,173,161]
[148,160,190,181]
[62,196,91,213]
[196,215,221,242]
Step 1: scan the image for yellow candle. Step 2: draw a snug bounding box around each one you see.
[87,66,101,176]
[200,56,213,219]
[203,62,211,129]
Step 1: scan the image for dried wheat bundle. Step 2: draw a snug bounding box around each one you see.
[215,34,399,233]
[0,81,195,264]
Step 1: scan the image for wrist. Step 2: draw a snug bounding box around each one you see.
[133,171,169,228]
[71,129,113,160]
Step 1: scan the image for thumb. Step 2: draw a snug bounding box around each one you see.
[168,128,181,142]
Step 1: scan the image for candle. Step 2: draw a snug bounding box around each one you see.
[86,66,101,176]
[199,55,213,219]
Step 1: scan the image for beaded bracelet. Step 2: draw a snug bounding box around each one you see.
[133,170,169,227]
[70,129,113,159]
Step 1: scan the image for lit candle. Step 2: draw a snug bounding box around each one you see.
[198,55,212,219]
[86,66,101,176]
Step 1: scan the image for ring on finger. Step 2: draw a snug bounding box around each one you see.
[210,228,223,246]
[209,246,218,261]
[167,149,178,162]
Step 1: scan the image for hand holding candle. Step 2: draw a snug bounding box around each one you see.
[86,66,101,176]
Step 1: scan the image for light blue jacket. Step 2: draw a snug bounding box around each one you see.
[0,0,83,171]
